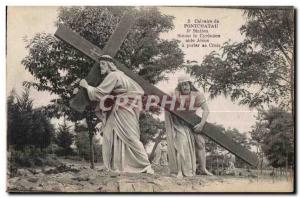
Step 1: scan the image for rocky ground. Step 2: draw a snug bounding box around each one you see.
[7,159,294,193]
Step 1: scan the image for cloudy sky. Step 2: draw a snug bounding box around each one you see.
[6,6,257,133]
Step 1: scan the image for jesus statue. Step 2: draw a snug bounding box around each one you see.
[79,55,154,174]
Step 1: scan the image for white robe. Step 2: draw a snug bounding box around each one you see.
[86,70,151,173]
[165,111,196,176]
[165,91,207,176]
[153,142,168,166]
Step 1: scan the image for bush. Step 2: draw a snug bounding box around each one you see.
[55,121,75,156]
[55,147,75,157]
[9,146,61,169]
[7,89,54,150]
[74,126,103,163]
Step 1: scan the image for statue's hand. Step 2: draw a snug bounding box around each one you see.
[193,122,205,133]
[73,88,79,94]
[79,79,88,88]
[96,122,104,134]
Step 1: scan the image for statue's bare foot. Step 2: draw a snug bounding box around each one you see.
[146,167,154,175]
[170,173,177,177]
[109,170,120,177]
[203,169,213,176]
[177,172,183,179]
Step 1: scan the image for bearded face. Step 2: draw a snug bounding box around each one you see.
[99,61,110,75]
[180,81,191,95]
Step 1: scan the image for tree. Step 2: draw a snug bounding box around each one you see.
[138,112,165,161]
[252,107,294,169]
[30,109,54,150]
[225,128,250,150]
[205,124,226,155]
[139,112,165,146]
[225,127,251,168]
[74,124,91,160]
[21,7,184,168]
[55,120,74,155]
[204,124,226,173]
[7,89,32,150]
[74,123,102,162]
[206,125,251,169]
[7,88,54,151]
[250,116,270,171]
[187,8,294,109]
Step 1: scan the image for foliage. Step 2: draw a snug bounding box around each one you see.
[55,120,74,155]
[225,128,251,167]
[205,125,250,154]
[187,8,294,109]
[21,7,184,163]
[21,6,184,121]
[225,128,250,150]
[249,118,269,166]
[205,124,225,154]
[250,107,294,168]
[206,125,251,168]
[7,88,54,150]
[139,112,165,146]
[74,123,102,162]
[9,146,61,174]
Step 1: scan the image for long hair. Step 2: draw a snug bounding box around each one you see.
[98,60,117,72]
[175,81,198,94]
[106,61,117,71]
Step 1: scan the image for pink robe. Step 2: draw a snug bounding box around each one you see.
[86,70,151,173]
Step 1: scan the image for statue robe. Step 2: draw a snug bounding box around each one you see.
[86,70,151,173]
[165,91,206,176]
[152,142,168,166]
[152,142,162,165]
[160,143,168,166]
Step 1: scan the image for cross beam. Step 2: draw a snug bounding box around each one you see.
[58,13,136,112]
[54,19,259,167]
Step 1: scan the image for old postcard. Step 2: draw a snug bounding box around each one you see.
[6,6,295,193]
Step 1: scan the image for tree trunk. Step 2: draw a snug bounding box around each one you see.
[221,156,224,173]
[149,130,164,162]
[291,43,294,116]
[285,157,288,178]
[216,157,219,175]
[88,131,95,169]
[85,114,96,169]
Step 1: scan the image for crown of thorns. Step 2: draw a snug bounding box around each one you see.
[98,55,115,64]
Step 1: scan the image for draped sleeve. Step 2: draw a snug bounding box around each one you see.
[164,111,178,174]
[194,92,207,108]
[86,72,119,101]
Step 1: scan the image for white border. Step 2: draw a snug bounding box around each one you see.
[1,0,298,197]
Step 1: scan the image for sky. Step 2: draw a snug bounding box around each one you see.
[6,6,258,133]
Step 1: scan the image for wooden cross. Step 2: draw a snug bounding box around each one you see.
[55,13,259,167]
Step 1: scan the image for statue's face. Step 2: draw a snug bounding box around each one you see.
[100,61,109,75]
[180,81,191,95]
